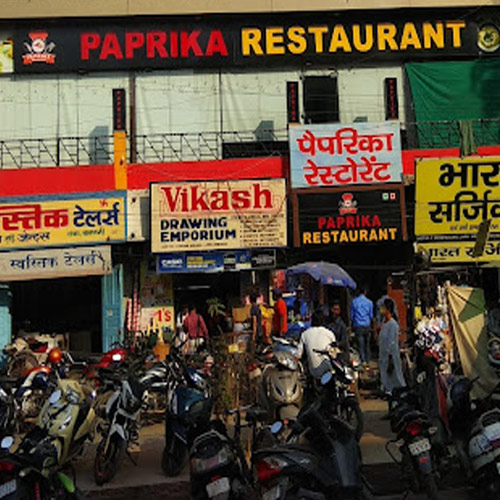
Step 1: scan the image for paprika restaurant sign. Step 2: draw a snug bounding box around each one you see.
[150,180,287,253]
[0,192,126,250]
[289,122,402,189]
[12,9,491,73]
[415,157,500,263]
[294,186,406,247]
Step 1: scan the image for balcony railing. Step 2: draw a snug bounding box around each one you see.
[0,119,499,169]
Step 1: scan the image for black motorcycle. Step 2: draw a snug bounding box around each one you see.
[254,392,372,500]
[386,388,440,500]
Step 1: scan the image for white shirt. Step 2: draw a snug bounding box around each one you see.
[297,326,337,379]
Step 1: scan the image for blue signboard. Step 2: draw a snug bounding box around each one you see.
[157,251,251,274]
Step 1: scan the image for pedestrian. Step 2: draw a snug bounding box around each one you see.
[249,293,263,350]
[350,287,374,365]
[378,298,405,397]
[297,311,337,380]
[293,285,309,320]
[272,289,288,337]
[183,305,209,354]
[327,301,349,364]
[375,291,398,330]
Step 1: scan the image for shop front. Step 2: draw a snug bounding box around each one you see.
[0,191,127,351]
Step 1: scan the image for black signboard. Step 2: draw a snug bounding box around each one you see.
[384,78,399,120]
[112,88,126,131]
[12,8,498,74]
[294,185,406,247]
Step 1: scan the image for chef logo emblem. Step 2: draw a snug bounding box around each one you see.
[23,32,56,65]
[338,193,358,215]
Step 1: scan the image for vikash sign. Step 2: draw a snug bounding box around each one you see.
[289,122,402,189]
[12,9,492,73]
[415,157,500,263]
[294,186,406,247]
[151,180,287,253]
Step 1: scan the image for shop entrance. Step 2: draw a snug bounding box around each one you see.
[10,276,102,352]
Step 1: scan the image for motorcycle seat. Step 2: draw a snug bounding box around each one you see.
[393,410,428,434]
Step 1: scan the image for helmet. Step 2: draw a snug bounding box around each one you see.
[488,337,500,369]
[48,347,63,365]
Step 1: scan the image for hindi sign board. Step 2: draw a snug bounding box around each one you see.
[417,241,500,264]
[289,122,402,189]
[0,192,126,250]
[415,157,500,241]
[0,245,112,281]
[294,185,406,247]
[151,179,287,253]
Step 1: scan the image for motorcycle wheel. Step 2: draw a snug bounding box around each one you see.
[339,398,364,441]
[94,436,126,485]
[161,440,188,477]
[421,473,439,500]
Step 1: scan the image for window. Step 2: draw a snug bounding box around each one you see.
[303,76,339,124]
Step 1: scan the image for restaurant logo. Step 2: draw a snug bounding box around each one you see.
[339,193,358,215]
[22,31,56,65]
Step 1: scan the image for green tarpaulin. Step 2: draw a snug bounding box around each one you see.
[406,59,500,148]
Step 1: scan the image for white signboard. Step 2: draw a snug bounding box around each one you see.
[289,121,403,189]
[0,245,112,281]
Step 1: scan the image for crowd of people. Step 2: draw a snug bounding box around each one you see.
[175,284,406,398]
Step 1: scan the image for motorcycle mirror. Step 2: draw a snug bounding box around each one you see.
[1,436,13,450]
[270,421,283,434]
[321,372,333,386]
[112,353,122,362]
[49,390,62,405]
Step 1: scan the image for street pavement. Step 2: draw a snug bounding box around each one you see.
[74,392,470,500]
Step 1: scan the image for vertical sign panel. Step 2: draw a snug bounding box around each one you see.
[287,81,300,124]
[384,78,399,120]
[112,88,126,131]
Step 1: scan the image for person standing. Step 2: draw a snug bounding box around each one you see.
[293,286,309,321]
[327,301,349,364]
[249,294,263,349]
[378,298,405,396]
[350,287,374,365]
[272,289,288,337]
[183,305,208,354]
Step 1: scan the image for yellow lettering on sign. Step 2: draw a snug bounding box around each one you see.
[287,26,307,54]
[446,21,466,48]
[308,26,329,53]
[322,232,331,244]
[329,25,352,52]
[266,27,285,55]
[389,228,398,239]
[377,23,398,51]
[352,24,374,52]
[423,22,445,49]
[359,229,369,242]
[379,228,388,240]
[241,28,263,56]
[400,22,422,50]
[339,231,349,243]
[313,232,321,244]
[303,232,312,244]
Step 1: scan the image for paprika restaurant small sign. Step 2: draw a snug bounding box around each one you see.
[0,192,126,250]
[289,122,402,189]
[150,180,287,253]
[295,187,406,247]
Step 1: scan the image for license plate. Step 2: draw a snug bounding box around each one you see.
[409,438,431,456]
[0,480,16,499]
[206,477,230,498]
[263,485,282,500]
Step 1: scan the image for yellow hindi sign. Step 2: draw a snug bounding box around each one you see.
[417,241,500,264]
[415,157,500,238]
[0,193,126,250]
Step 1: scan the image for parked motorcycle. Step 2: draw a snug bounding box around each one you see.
[312,344,364,441]
[190,406,270,500]
[254,389,372,500]
[256,337,304,423]
[386,388,440,500]
[94,362,145,485]
[448,377,500,499]
[162,342,210,477]
[0,436,83,500]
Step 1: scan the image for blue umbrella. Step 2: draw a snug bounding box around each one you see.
[286,261,357,290]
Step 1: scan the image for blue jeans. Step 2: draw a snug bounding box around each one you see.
[355,326,371,363]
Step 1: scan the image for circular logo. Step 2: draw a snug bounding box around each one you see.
[478,24,500,53]
[32,38,46,54]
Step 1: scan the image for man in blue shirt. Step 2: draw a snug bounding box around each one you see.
[350,288,374,364]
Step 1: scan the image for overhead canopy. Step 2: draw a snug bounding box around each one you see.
[287,261,357,290]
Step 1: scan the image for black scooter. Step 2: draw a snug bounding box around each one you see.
[254,376,372,500]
